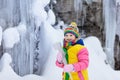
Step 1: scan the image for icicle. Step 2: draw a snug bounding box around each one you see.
[74,0,83,12]
[103,0,117,68]
[84,0,92,4]
[6,0,14,27]
[116,0,120,38]
[74,0,83,23]
[0,26,2,46]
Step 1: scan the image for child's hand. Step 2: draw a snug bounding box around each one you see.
[56,52,63,63]
[63,64,74,72]
[56,60,64,68]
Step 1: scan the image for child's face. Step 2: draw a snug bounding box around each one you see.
[64,33,76,42]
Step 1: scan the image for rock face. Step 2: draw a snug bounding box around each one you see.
[54,0,76,24]
[114,35,120,70]
[54,0,104,42]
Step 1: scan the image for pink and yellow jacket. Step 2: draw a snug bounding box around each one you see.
[64,44,89,80]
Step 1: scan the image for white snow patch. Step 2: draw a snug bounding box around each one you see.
[16,23,27,35]
[47,9,56,25]
[3,27,20,48]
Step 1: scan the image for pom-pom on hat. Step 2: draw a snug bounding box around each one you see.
[69,22,77,28]
[64,27,79,38]
[69,22,79,32]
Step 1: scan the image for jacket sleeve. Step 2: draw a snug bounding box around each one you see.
[73,48,89,72]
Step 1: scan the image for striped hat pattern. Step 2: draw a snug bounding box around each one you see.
[64,27,79,38]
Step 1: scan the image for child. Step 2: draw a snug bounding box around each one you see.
[56,26,89,80]
[69,22,84,46]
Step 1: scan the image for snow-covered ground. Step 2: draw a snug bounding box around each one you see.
[84,36,120,80]
[0,53,45,80]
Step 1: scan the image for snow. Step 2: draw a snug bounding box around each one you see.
[47,9,56,25]
[116,0,120,4]
[84,36,120,80]
[41,25,64,80]
[36,0,50,8]
[84,36,113,80]
[38,22,64,70]
[16,22,27,35]
[32,0,48,27]
[0,53,46,80]
[0,53,21,80]
[0,26,2,46]
[41,22,63,44]
[3,27,20,48]
[42,47,63,80]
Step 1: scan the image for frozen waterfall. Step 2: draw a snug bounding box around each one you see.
[0,0,36,76]
[0,0,53,76]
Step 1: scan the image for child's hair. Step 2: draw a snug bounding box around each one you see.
[64,27,79,38]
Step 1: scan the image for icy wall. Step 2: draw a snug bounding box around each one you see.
[0,0,37,76]
[0,0,56,76]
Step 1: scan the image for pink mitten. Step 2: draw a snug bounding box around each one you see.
[56,52,63,63]
[56,60,64,68]
[63,64,74,72]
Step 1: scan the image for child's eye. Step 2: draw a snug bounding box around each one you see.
[70,35,72,36]
[65,35,68,37]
